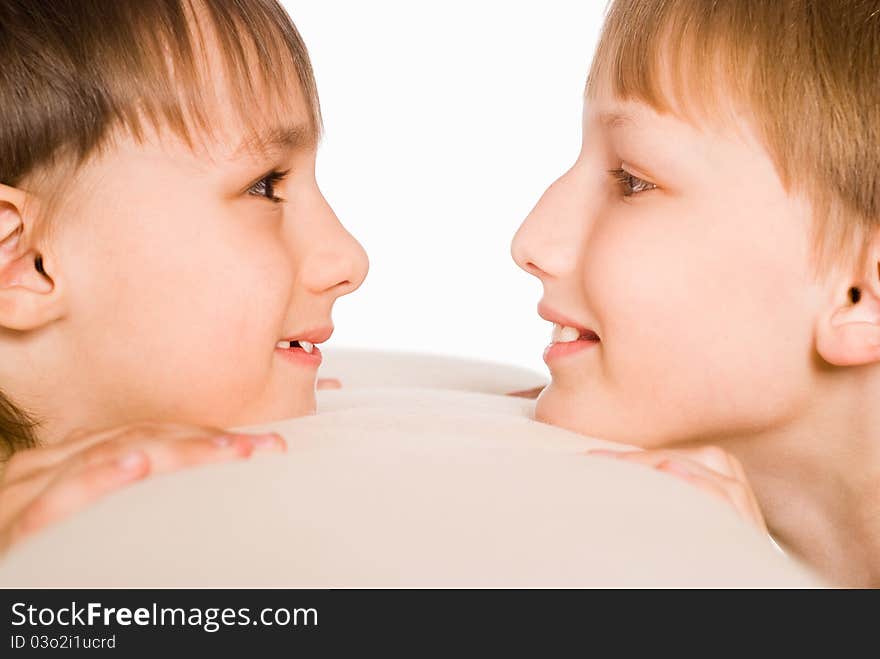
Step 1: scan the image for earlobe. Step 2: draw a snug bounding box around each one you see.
[0,186,62,331]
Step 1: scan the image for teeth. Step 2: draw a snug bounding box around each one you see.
[551,323,582,343]
[276,339,315,354]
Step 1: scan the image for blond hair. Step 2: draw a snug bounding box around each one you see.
[0,0,320,458]
[587,0,879,274]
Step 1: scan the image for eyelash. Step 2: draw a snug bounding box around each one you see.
[608,168,657,197]
[248,169,290,204]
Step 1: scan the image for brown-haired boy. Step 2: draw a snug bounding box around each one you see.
[513,0,880,585]
[0,0,367,551]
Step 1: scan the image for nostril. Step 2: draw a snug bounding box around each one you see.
[334,279,355,295]
[523,261,547,278]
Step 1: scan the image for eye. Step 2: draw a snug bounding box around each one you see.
[247,169,290,204]
[609,168,657,197]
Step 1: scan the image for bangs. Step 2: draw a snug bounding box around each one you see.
[585,0,772,142]
[585,0,880,274]
[85,0,322,155]
[2,0,321,187]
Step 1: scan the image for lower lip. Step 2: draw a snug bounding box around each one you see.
[274,345,323,368]
[543,339,600,364]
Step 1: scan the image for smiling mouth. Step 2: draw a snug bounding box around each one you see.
[543,323,600,365]
[550,323,600,344]
[275,340,315,354]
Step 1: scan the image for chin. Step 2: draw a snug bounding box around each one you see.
[282,387,317,419]
[534,385,594,436]
[233,381,318,427]
[535,384,653,448]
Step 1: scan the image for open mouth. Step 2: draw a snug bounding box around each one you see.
[550,323,600,344]
[275,339,316,354]
[275,326,331,368]
[543,323,600,364]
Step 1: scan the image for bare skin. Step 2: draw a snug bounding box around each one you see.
[0,423,286,554]
[0,10,366,550]
[512,80,880,585]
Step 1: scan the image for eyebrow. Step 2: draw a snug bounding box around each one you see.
[232,122,319,159]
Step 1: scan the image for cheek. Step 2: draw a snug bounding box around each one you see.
[75,201,293,411]
[146,232,289,375]
[583,198,814,437]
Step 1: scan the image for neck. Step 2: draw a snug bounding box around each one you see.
[721,369,880,587]
[0,324,108,449]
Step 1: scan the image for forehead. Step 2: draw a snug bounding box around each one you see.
[585,10,763,151]
[193,76,317,164]
[584,59,764,161]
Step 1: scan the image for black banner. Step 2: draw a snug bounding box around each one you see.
[0,588,864,654]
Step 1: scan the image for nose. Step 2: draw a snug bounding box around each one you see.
[511,174,584,282]
[299,193,369,299]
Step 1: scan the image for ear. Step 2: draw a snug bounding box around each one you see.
[0,183,63,331]
[816,234,880,367]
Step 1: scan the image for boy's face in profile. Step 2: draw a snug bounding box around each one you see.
[512,78,822,448]
[40,33,368,435]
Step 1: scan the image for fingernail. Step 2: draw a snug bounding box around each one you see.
[212,435,234,447]
[117,451,145,471]
[250,433,283,450]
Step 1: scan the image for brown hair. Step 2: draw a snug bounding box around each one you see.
[587,0,879,274]
[0,0,321,459]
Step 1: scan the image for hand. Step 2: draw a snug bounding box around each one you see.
[588,445,767,533]
[0,422,286,554]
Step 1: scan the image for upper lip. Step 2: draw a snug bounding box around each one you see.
[537,302,600,340]
[279,325,334,344]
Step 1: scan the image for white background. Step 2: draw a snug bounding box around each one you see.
[285,1,606,374]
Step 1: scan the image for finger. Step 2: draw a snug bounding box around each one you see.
[587,450,767,531]
[3,431,284,547]
[588,448,736,481]
[586,449,678,470]
[656,460,767,532]
[662,450,766,527]
[8,422,214,475]
[0,475,54,533]
[587,449,735,489]
[71,431,286,474]
[656,459,731,499]
[585,449,631,458]
[685,446,739,478]
[717,453,764,521]
[593,445,738,478]
[143,432,288,473]
[1,449,49,486]
[316,378,342,390]
[608,451,750,496]
[25,423,277,476]
[720,450,752,489]
[7,450,151,547]
[10,430,284,499]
